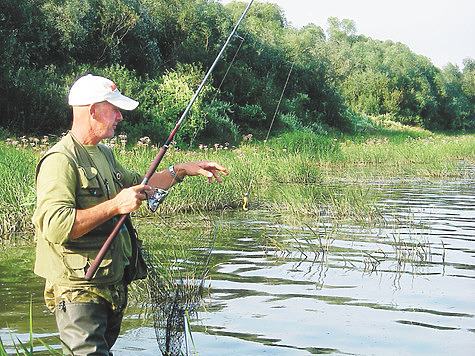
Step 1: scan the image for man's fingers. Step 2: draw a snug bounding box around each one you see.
[210,169,224,182]
[206,162,228,175]
[130,184,153,201]
[132,184,152,192]
[195,167,225,183]
[171,161,228,183]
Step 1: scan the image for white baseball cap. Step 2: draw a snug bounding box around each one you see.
[68,74,139,110]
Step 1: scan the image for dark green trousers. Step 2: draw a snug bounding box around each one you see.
[55,302,124,356]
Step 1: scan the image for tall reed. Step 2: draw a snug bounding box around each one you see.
[0,141,38,243]
[0,130,473,245]
[338,132,474,176]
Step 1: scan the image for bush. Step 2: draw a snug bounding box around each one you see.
[197,100,240,145]
[0,65,70,136]
[345,110,376,133]
[235,104,267,137]
[134,64,212,146]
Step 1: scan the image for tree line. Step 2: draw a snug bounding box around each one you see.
[1,0,473,145]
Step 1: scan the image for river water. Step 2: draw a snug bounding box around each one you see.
[1,177,474,355]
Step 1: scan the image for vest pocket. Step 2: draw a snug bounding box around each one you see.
[77,166,104,208]
[62,250,113,281]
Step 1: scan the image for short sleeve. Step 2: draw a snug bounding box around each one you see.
[32,153,77,245]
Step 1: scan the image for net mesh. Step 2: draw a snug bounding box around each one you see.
[141,219,217,356]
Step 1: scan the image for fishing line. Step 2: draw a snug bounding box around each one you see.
[265,60,295,142]
[242,55,297,210]
[189,32,246,147]
[212,34,246,101]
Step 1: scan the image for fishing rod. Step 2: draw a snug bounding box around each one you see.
[85,0,255,281]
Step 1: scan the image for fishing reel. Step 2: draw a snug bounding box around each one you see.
[147,188,169,212]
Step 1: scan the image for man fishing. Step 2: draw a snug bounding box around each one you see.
[32,74,228,355]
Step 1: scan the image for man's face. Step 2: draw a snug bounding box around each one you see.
[92,101,123,139]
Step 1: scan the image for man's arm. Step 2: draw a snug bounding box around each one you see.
[147,161,228,189]
[69,184,151,240]
[71,161,227,239]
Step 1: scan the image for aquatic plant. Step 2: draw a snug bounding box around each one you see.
[0,297,68,356]
[0,142,37,243]
[0,131,473,245]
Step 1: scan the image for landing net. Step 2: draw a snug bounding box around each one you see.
[141,219,217,355]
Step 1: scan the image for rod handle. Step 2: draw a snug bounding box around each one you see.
[84,214,128,281]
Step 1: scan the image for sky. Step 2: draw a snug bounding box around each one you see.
[219,0,475,69]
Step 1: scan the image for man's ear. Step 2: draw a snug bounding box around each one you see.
[89,103,97,118]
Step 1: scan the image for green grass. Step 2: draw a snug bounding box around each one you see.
[338,134,475,172]
[0,143,37,245]
[336,119,475,176]
[0,128,473,245]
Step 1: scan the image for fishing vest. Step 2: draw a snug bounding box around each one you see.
[34,132,140,287]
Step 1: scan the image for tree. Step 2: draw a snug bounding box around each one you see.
[437,63,472,130]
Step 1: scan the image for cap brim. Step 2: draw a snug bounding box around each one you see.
[106,92,139,111]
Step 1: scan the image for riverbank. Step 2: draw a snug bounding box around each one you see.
[1,126,473,245]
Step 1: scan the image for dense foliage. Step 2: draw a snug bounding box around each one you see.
[1,0,473,145]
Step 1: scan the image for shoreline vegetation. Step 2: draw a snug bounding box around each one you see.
[2,1,474,146]
[1,118,473,246]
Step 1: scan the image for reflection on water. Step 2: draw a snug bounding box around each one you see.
[1,177,474,355]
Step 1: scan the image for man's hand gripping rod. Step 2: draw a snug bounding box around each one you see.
[84,0,254,281]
